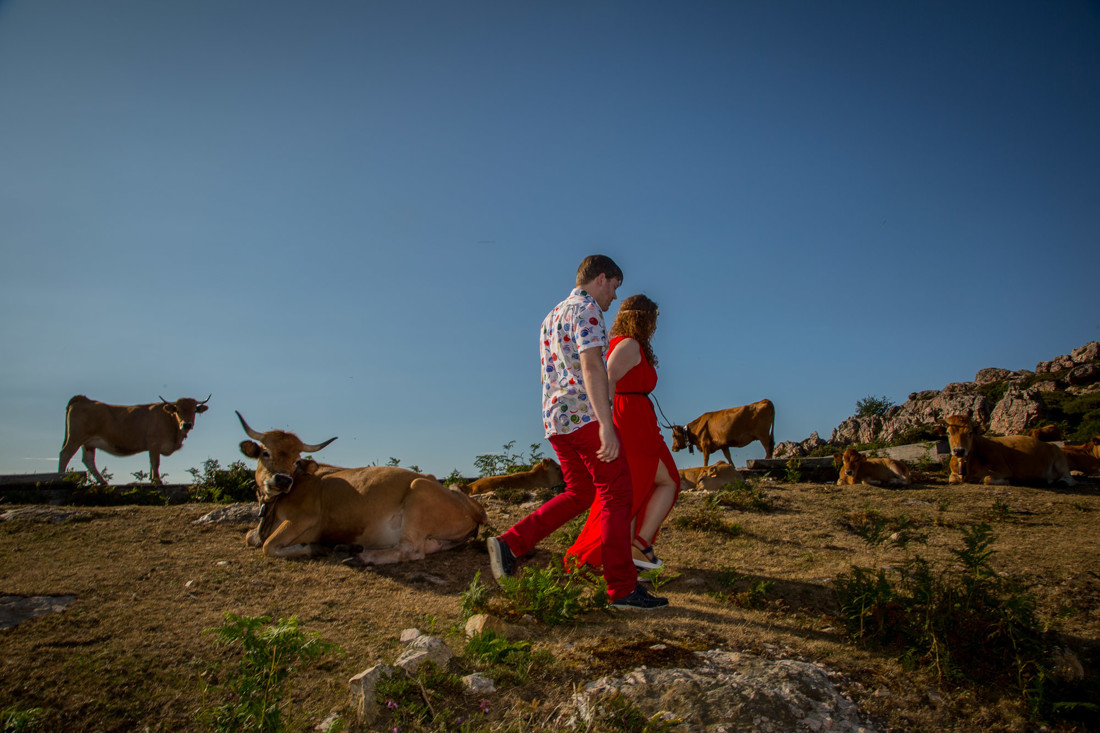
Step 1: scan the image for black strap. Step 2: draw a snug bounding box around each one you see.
[617,391,677,430]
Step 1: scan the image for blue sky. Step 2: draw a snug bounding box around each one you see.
[1,0,1098,482]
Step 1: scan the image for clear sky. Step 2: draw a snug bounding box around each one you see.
[2,0,1098,482]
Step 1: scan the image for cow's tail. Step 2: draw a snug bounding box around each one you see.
[62,395,89,447]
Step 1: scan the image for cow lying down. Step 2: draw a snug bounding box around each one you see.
[833,448,911,487]
[462,457,564,496]
[943,414,1073,487]
[1060,437,1100,476]
[236,412,487,565]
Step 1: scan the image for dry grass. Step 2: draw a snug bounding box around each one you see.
[1,472,1098,732]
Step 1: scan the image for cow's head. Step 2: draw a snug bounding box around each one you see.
[538,457,565,486]
[671,426,692,453]
[159,394,211,436]
[942,414,979,475]
[834,448,864,485]
[236,411,337,502]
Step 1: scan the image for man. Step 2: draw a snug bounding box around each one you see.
[487,255,668,610]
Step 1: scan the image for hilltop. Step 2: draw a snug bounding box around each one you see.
[776,341,1100,458]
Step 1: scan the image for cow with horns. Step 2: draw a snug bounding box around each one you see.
[59,394,211,485]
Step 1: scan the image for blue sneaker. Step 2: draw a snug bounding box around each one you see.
[487,536,516,580]
[610,584,669,610]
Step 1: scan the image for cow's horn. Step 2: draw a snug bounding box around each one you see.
[235,411,266,442]
[159,395,170,404]
[300,436,337,453]
[199,394,212,405]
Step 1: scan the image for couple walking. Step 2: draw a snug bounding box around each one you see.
[488,255,680,610]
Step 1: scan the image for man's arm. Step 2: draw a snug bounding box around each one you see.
[580,348,620,462]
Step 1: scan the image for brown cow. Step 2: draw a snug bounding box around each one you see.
[833,448,911,487]
[59,394,210,485]
[694,463,745,492]
[678,460,729,490]
[942,414,1073,486]
[463,458,564,496]
[237,412,487,564]
[1027,424,1063,441]
[671,399,775,465]
[1060,438,1100,476]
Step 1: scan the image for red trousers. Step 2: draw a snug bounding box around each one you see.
[501,421,637,601]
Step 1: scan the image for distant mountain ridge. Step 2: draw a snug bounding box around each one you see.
[775,342,1100,458]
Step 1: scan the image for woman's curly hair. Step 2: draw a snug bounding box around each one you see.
[610,294,659,367]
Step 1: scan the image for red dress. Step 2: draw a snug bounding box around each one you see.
[565,336,681,569]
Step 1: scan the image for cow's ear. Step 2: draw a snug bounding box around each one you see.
[295,458,319,475]
[196,404,209,414]
[240,441,262,458]
[832,453,843,466]
[162,403,178,414]
[932,424,946,438]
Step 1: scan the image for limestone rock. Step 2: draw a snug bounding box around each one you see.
[564,649,877,733]
[462,673,497,694]
[194,503,260,525]
[0,507,91,524]
[464,613,522,639]
[394,634,453,673]
[0,595,77,631]
[348,664,393,725]
[1072,341,1100,364]
[988,387,1045,435]
[1067,363,1100,387]
[975,368,1012,384]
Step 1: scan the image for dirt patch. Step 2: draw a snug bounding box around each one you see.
[1,476,1098,732]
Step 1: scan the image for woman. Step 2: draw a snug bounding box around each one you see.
[566,294,680,571]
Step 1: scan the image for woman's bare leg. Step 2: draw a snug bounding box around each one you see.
[636,460,678,547]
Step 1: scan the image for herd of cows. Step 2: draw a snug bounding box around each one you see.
[54,394,1099,565]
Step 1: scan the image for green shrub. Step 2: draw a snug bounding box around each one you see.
[711,569,774,609]
[707,480,775,512]
[1,707,45,732]
[856,395,895,418]
[1041,391,1100,442]
[375,662,488,732]
[495,563,605,625]
[464,631,553,687]
[639,563,682,592]
[588,693,681,732]
[460,571,491,621]
[673,503,743,537]
[198,614,339,733]
[838,508,926,550]
[473,440,545,477]
[833,523,1087,718]
[187,459,257,503]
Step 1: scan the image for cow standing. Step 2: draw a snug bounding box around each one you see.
[671,399,775,466]
[59,395,210,485]
[237,412,487,564]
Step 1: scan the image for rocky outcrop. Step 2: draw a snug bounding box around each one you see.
[775,342,1100,457]
[345,626,879,732]
[563,649,878,732]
